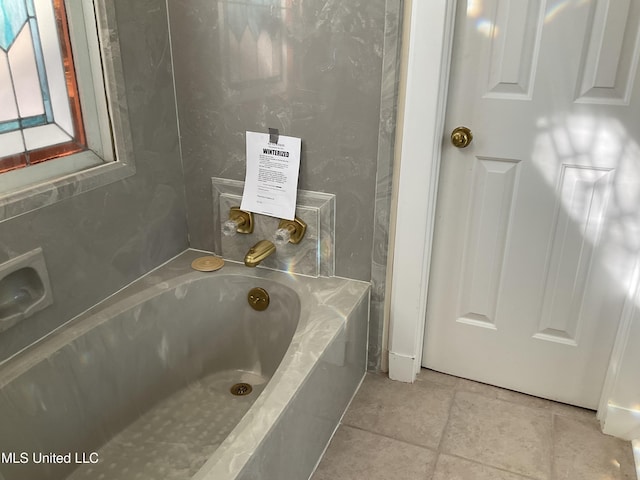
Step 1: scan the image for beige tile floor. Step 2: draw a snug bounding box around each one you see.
[311,370,637,480]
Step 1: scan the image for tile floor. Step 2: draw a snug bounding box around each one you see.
[311,370,637,480]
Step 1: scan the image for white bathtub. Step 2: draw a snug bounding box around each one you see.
[0,250,369,480]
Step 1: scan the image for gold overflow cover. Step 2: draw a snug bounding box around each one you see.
[191,256,225,272]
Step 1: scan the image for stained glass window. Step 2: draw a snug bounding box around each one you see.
[0,0,85,174]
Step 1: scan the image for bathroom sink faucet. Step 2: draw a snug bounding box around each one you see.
[244,240,276,267]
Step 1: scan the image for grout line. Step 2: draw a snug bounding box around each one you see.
[455,380,596,423]
[339,422,438,452]
[426,452,440,480]
[414,378,459,392]
[443,452,543,480]
[307,372,369,480]
[354,371,633,479]
[419,371,631,479]
[163,0,190,239]
[341,373,459,451]
[435,371,555,480]
[435,383,458,453]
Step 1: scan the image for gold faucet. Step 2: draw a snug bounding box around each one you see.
[244,240,276,267]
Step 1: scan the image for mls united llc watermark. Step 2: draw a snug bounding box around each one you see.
[1,452,99,464]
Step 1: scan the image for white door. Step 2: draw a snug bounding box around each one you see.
[423,0,640,408]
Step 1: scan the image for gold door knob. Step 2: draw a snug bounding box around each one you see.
[451,126,473,148]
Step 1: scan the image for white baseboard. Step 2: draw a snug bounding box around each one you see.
[388,351,417,383]
[601,404,640,441]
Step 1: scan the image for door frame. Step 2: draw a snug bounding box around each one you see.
[388,0,456,382]
[387,0,637,429]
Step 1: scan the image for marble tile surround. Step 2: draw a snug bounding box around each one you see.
[168,0,403,370]
[369,0,403,370]
[168,0,386,281]
[212,177,335,277]
[0,0,188,363]
[0,0,400,370]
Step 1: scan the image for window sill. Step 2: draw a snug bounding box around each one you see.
[0,151,135,223]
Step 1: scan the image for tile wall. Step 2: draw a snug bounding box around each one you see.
[0,0,189,362]
[168,0,403,369]
[0,0,402,370]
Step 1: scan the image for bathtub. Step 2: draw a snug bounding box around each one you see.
[0,250,369,480]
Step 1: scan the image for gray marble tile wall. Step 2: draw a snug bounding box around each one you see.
[168,0,403,370]
[370,0,403,370]
[0,0,188,362]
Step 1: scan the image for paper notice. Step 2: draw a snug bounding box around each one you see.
[241,131,301,220]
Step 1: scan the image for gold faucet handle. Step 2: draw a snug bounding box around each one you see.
[223,207,254,235]
[275,217,307,245]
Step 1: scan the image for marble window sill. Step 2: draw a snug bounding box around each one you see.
[0,154,135,223]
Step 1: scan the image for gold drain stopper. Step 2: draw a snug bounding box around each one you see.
[191,256,224,272]
[230,383,253,396]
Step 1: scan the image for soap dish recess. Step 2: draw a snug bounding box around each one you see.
[0,247,53,333]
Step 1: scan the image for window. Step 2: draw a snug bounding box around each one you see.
[0,1,135,221]
[0,0,86,173]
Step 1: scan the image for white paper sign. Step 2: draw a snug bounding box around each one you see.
[241,131,301,220]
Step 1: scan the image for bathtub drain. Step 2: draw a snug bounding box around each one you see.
[230,383,253,396]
